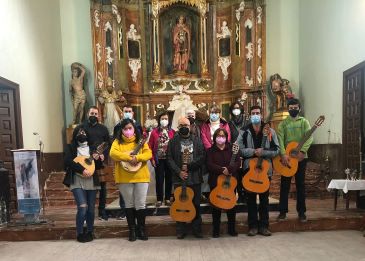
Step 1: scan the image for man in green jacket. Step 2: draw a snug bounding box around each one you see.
[277,98,313,222]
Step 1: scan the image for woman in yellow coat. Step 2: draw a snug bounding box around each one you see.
[110,119,152,241]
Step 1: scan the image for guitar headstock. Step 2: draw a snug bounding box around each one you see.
[314,115,325,127]
[182,148,191,165]
[232,142,239,155]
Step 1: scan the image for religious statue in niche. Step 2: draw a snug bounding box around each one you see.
[172,15,191,73]
[70,62,87,125]
[97,77,126,135]
[269,73,293,112]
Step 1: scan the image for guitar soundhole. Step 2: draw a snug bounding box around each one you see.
[85,158,93,165]
[217,195,230,201]
[176,209,190,213]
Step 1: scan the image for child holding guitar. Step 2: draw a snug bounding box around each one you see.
[207,128,241,238]
[109,119,152,241]
[276,98,313,222]
[237,105,279,236]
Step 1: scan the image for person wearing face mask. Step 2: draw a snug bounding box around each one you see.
[186,109,201,140]
[276,98,313,223]
[206,128,241,238]
[73,106,110,221]
[200,104,231,150]
[148,111,175,206]
[63,128,102,243]
[200,105,231,200]
[110,119,152,241]
[113,104,143,140]
[237,105,279,237]
[228,101,248,203]
[167,117,205,239]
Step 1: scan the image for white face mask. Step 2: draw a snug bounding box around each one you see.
[160,119,169,127]
[232,109,241,116]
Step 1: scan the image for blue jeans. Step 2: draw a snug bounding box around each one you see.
[72,188,97,235]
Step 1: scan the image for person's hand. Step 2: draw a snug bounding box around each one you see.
[280,155,290,167]
[255,148,263,157]
[297,151,305,162]
[151,159,156,168]
[129,155,138,165]
[92,153,100,160]
[179,171,188,180]
[222,167,229,176]
[82,169,92,177]
[99,154,105,161]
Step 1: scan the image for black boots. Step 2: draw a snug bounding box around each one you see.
[136,209,148,241]
[125,208,137,241]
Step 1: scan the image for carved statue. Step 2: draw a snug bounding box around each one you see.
[173,15,190,72]
[70,62,86,125]
[97,77,126,135]
[270,74,293,112]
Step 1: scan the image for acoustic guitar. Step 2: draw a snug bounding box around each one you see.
[209,142,239,210]
[169,148,196,223]
[242,124,271,194]
[120,134,148,173]
[73,142,108,177]
[273,115,325,177]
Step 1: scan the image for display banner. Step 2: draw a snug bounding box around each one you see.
[13,150,41,214]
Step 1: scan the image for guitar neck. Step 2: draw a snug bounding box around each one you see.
[296,125,317,151]
[256,134,268,167]
[131,139,145,155]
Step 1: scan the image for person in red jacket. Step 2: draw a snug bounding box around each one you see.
[200,104,231,150]
[148,111,175,206]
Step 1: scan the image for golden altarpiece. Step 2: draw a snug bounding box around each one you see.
[90,0,267,124]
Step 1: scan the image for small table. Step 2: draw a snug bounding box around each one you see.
[327,179,365,210]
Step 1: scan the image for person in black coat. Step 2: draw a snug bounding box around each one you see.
[63,128,102,243]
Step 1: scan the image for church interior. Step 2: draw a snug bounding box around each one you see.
[1,0,365,242]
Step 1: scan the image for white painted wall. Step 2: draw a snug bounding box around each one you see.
[60,0,95,127]
[0,0,63,152]
[299,0,365,144]
[266,0,300,94]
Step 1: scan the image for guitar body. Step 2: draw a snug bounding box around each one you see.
[169,186,196,223]
[120,150,143,173]
[73,156,95,175]
[242,158,270,193]
[209,175,237,210]
[273,141,299,177]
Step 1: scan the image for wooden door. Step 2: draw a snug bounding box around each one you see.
[0,77,23,211]
[343,61,365,171]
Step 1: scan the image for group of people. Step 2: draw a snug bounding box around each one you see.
[64,97,313,243]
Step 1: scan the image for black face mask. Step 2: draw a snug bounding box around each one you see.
[76,135,87,143]
[289,109,300,118]
[179,127,190,136]
[188,117,195,124]
[88,116,98,125]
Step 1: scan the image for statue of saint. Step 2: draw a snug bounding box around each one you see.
[70,62,86,125]
[97,78,125,135]
[168,86,198,130]
[172,15,190,72]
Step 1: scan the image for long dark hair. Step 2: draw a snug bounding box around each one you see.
[212,128,229,146]
[229,101,244,116]
[116,119,141,144]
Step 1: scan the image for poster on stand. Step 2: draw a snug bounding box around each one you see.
[12,150,41,214]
